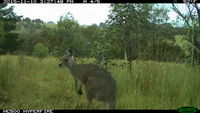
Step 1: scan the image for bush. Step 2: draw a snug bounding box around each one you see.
[32,43,48,59]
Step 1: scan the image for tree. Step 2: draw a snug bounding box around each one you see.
[172,3,200,65]
[32,43,48,59]
[47,21,54,24]
[106,4,171,72]
[0,3,21,54]
[32,19,44,24]
[52,12,86,57]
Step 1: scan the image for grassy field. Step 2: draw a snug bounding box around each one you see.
[0,55,200,109]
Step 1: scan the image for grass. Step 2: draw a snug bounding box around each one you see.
[0,55,200,109]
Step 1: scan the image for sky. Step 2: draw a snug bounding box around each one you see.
[8,4,111,25]
[7,4,185,26]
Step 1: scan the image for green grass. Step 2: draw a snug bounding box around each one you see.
[0,55,200,109]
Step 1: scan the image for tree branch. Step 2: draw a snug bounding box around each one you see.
[194,3,200,26]
[186,4,195,22]
[172,3,190,25]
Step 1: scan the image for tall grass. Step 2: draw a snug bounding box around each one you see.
[0,55,199,109]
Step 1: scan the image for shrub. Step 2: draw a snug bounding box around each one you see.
[32,43,48,59]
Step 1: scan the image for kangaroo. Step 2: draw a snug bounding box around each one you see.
[59,50,117,109]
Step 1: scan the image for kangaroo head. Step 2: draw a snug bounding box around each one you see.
[59,50,75,68]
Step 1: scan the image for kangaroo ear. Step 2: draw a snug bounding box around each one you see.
[68,49,73,56]
[66,49,71,56]
[66,48,73,56]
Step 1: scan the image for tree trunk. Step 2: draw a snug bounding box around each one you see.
[153,33,156,62]
[194,3,200,65]
[124,46,127,61]
[197,5,200,65]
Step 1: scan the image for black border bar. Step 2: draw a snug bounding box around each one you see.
[1,110,200,113]
[1,0,200,3]
[0,110,180,113]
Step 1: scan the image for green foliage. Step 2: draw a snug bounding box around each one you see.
[0,3,21,54]
[0,21,4,53]
[32,43,48,59]
[172,3,200,65]
[174,35,191,57]
[8,4,189,65]
[15,17,53,55]
[2,33,20,53]
[106,4,186,64]
[51,46,61,57]
[107,4,167,62]
[53,12,88,57]
[20,18,45,33]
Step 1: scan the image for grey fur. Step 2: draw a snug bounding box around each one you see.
[59,50,117,109]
